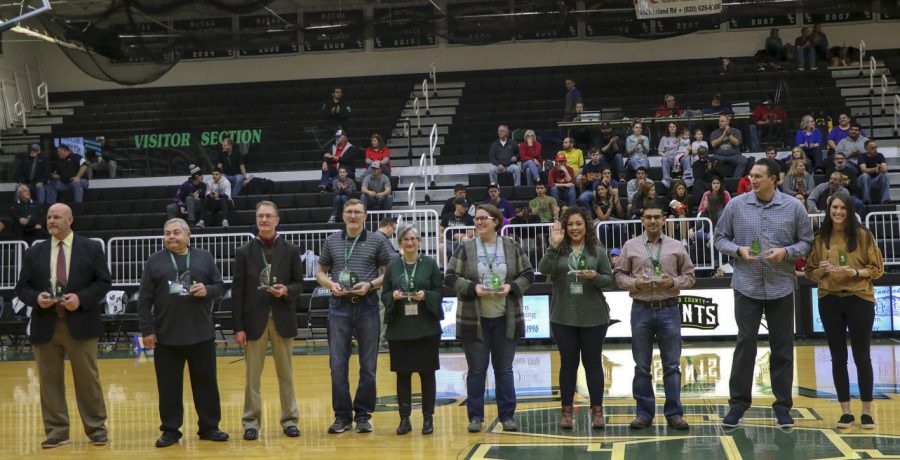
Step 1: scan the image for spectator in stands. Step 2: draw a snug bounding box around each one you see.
[826,152,862,199]
[765,28,786,60]
[557,137,585,178]
[569,102,593,151]
[691,147,717,197]
[564,78,583,120]
[807,172,851,214]
[737,171,752,195]
[166,169,207,227]
[16,143,49,204]
[360,162,393,211]
[608,248,621,267]
[811,24,829,61]
[795,27,817,70]
[203,168,232,227]
[216,137,249,197]
[598,122,624,179]
[658,122,679,160]
[781,146,812,174]
[782,160,814,203]
[579,148,607,196]
[321,86,351,133]
[661,125,694,188]
[46,144,89,204]
[593,182,622,225]
[835,123,868,160]
[625,122,651,177]
[362,134,391,178]
[10,184,46,243]
[538,207,614,430]
[827,114,865,152]
[444,204,535,433]
[699,176,731,217]
[710,115,746,179]
[655,94,685,117]
[750,96,787,151]
[441,184,475,218]
[328,167,357,224]
[483,183,515,219]
[319,130,358,192]
[719,57,733,75]
[316,199,394,435]
[600,168,620,191]
[84,140,117,180]
[691,129,709,156]
[488,124,521,187]
[857,140,891,204]
[548,154,577,207]
[626,167,654,206]
[700,94,732,116]
[629,182,658,219]
[440,198,475,266]
[795,115,824,170]
[668,181,692,218]
[138,218,229,447]
[805,192,882,430]
[518,130,543,186]
[529,181,558,223]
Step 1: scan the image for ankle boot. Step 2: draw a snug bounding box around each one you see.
[560,405,574,429]
[591,405,606,429]
[422,415,434,435]
[396,417,411,435]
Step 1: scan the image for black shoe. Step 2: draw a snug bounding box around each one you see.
[422,415,434,435]
[861,414,876,429]
[836,414,855,429]
[328,418,352,434]
[155,432,180,448]
[90,434,109,446]
[722,408,745,428]
[41,438,70,449]
[774,409,794,428]
[283,426,300,437]
[243,428,259,441]
[355,419,373,433]
[396,417,411,435]
[199,430,229,442]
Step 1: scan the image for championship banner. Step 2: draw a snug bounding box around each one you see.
[635,0,722,19]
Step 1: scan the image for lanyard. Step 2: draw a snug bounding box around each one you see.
[479,237,499,270]
[169,249,190,274]
[642,234,663,266]
[568,244,586,271]
[344,232,361,267]
[403,256,420,287]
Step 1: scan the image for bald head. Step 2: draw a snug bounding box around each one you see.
[47,203,74,239]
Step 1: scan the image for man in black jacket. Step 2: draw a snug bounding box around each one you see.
[232,201,305,441]
[15,203,111,449]
[46,145,89,204]
[15,143,49,204]
[11,184,47,243]
[488,124,521,186]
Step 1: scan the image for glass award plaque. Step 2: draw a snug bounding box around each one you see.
[258,265,276,291]
[338,268,359,290]
[837,248,849,267]
[399,273,416,300]
[52,280,66,304]
[651,261,664,281]
[482,271,503,292]
[749,236,769,259]
[177,270,193,296]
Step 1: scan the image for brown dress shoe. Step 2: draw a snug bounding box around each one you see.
[591,406,606,429]
[629,417,652,429]
[667,415,690,430]
[559,405,574,429]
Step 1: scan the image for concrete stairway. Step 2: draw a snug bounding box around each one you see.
[388,81,464,167]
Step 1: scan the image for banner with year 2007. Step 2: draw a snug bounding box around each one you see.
[634,0,722,20]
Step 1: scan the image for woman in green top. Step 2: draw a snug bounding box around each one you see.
[538,206,615,430]
[381,225,444,436]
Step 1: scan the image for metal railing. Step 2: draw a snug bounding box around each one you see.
[106,233,254,286]
[365,209,439,260]
[279,229,340,281]
[894,94,900,137]
[858,39,866,76]
[440,225,475,270]
[32,238,106,253]
[501,223,553,274]
[596,217,716,270]
[865,211,900,265]
[0,241,28,290]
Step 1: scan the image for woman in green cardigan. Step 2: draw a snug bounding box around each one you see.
[538,206,614,430]
[381,225,444,436]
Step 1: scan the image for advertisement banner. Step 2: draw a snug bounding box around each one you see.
[635,0,722,20]
[812,287,894,333]
[440,295,551,341]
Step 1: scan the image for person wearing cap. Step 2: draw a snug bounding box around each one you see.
[482,183,515,219]
[46,144,90,204]
[488,124,521,187]
[15,143,50,204]
[441,184,475,218]
[608,248,621,267]
[750,96,787,152]
[319,130,358,192]
[360,161,393,211]
[557,137,584,177]
[440,197,475,264]
[548,154,577,207]
[216,137,249,197]
[166,168,207,227]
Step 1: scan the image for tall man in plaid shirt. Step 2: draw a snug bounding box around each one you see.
[714,157,814,429]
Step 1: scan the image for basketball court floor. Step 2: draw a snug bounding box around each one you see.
[1,341,899,459]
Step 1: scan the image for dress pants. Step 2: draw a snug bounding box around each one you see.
[242,316,299,430]
[33,317,108,440]
[154,339,222,436]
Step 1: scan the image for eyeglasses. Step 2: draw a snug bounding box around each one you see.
[474,216,495,222]
[401,237,419,242]
[256,214,277,219]
[343,210,365,215]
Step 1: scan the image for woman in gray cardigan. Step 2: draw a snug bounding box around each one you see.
[444,204,534,434]
[782,159,815,207]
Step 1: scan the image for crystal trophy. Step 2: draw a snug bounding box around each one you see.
[399,273,417,300]
[650,261,664,282]
[258,265,276,291]
[749,236,769,259]
[338,268,359,290]
[177,270,193,296]
[482,271,503,292]
[837,249,849,267]
[52,280,66,304]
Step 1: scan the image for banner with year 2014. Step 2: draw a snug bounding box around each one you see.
[635,0,722,20]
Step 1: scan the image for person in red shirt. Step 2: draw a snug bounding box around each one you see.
[518,129,543,185]
[549,153,577,206]
[655,94,686,117]
[318,130,358,192]
[362,133,391,178]
[736,173,752,195]
[750,95,787,150]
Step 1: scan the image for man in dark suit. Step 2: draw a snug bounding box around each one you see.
[233,201,305,441]
[15,203,111,449]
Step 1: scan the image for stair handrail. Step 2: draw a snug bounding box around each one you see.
[869,56,877,96]
[37,81,49,111]
[881,74,888,116]
[25,64,37,108]
[13,101,27,130]
[402,117,412,162]
[419,154,429,203]
[413,96,421,135]
[421,78,430,116]
[430,63,438,97]
[407,182,416,208]
[858,40,866,76]
[14,72,31,115]
[428,123,438,187]
[893,94,899,137]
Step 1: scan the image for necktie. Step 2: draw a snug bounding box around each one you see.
[56,242,67,317]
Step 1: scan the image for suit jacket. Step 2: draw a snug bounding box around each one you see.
[15,234,112,344]
[232,237,304,340]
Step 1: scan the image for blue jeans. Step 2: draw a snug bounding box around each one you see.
[858,172,891,204]
[631,303,683,420]
[550,186,576,207]
[461,316,518,422]
[225,174,244,197]
[46,179,89,203]
[489,164,522,186]
[522,160,541,185]
[327,297,380,422]
[577,191,594,213]
[801,146,823,170]
[362,193,393,210]
[796,46,816,69]
[661,155,692,187]
[332,195,350,216]
[626,157,650,176]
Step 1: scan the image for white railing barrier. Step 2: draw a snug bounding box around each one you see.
[865,211,900,265]
[14,72,31,115]
[107,233,254,286]
[279,229,340,281]
[894,95,900,137]
[0,241,28,290]
[365,209,440,261]
[427,123,438,187]
[413,96,421,135]
[37,82,49,111]
[421,78,430,115]
[32,238,106,254]
[881,74,889,116]
[419,154,429,202]
[869,56,877,96]
[441,225,475,270]
[407,182,416,208]
[26,64,37,109]
[596,217,717,270]
[430,62,438,97]
[501,223,553,274]
[858,39,866,76]
[13,101,26,130]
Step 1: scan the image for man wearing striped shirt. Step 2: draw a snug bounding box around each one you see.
[714,157,814,429]
[316,199,395,435]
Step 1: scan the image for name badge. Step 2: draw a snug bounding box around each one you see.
[570,282,584,295]
[404,303,418,316]
[167,280,182,295]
